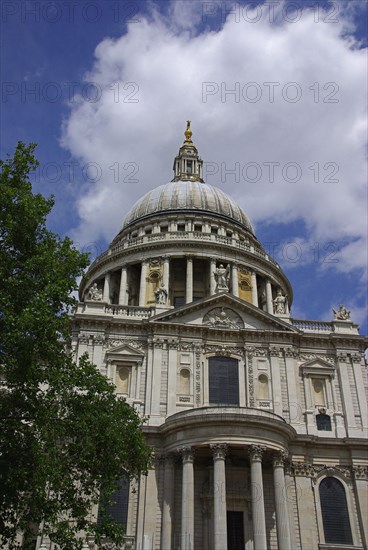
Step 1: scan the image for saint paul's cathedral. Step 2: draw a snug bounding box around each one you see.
[38,124,368,550]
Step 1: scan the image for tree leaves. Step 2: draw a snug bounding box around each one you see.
[0,143,151,549]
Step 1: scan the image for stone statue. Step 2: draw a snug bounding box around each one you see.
[333,304,351,320]
[154,283,168,305]
[214,263,230,292]
[273,288,288,314]
[260,289,267,311]
[87,282,102,301]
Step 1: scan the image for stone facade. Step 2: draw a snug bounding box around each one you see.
[39,126,368,550]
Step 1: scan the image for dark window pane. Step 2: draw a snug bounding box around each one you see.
[320,477,352,544]
[316,414,332,431]
[209,357,239,406]
[98,473,130,528]
[174,296,185,307]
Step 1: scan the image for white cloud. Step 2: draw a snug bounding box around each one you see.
[61,0,367,277]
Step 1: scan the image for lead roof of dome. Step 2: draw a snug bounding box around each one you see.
[122,180,255,234]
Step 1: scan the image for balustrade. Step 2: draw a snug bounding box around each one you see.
[292,319,333,332]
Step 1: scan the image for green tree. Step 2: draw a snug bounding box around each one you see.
[0,143,151,549]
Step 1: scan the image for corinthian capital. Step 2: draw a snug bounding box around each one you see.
[272,450,288,468]
[178,446,194,463]
[248,445,266,462]
[210,443,228,460]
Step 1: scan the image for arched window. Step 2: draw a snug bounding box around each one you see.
[180,369,190,395]
[319,477,352,544]
[98,472,130,529]
[258,374,269,400]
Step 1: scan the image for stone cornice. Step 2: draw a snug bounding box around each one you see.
[290,462,368,481]
[73,311,367,350]
[159,407,295,451]
[72,324,367,359]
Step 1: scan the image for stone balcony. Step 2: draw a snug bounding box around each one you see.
[76,301,156,319]
[292,318,360,335]
[89,230,280,271]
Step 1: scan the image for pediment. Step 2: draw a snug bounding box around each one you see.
[149,293,299,332]
[105,342,145,362]
[299,357,336,376]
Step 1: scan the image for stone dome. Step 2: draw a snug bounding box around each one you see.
[122,180,255,234]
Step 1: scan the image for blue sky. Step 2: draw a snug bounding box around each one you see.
[1,0,367,333]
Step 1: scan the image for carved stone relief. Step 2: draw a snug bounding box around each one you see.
[195,347,201,405]
[291,462,362,482]
[203,307,244,329]
[204,345,243,357]
[246,347,255,407]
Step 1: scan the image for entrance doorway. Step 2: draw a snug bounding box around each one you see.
[227,511,245,550]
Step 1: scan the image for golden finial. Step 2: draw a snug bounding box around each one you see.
[184,120,193,143]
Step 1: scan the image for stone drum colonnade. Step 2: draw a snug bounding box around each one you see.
[98,258,283,313]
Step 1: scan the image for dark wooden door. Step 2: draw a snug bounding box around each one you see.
[227,511,245,550]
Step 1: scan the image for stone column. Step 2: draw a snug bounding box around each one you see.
[294,465,319,549]
[166,343,177,416]
[352,466,368,549]
[210,258,216,295]
[139,261,148,307]
[118,266,128,305]
[352,354,368,434]
[251,272,258,307]
[186,256,193,304]
[284,349,301,428]
[249,445,267,550]
[284,463,298,550]
[266,279,273,314]
[272,451,291,550]
[151,342,163,419]
[180,447,194,550]
[269,347,283,417]
[231,264,239,297]
[337,352,357,435]
[211,444,228,550]
[161,453,175,550]
[103,272,110,303]
[163,256,170,294]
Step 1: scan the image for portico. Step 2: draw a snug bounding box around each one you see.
[157,407,295,550]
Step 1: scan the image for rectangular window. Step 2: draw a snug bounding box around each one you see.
[316,414,332,431]
[209,357,239,406]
